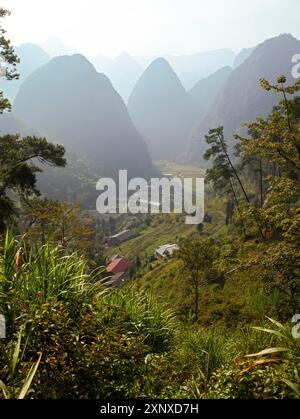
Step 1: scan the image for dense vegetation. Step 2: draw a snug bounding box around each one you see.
[0,231,299,399]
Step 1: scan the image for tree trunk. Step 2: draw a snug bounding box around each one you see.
[259,159,264,208]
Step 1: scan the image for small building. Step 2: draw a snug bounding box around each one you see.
[155,244,179,259]
[108,229,138,246]
[105,256,130,288]
[106,256,130,274]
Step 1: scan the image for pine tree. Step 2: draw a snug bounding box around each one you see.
[0,8,19,113]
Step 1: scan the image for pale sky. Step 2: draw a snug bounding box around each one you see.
[1,0,300,57]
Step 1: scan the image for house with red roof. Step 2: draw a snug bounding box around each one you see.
[107,256,130,274]
[106,256,130,287]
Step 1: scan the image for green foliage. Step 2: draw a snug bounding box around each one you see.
[0,231,99,338]
[238,77,300,177]
[0,135,66,232]
[207,363,285,399]
[257,243,300,316]
[1,232,299,398]
[22,198,95,254]
[177,327,229,386]
[0,8,19,113]
[96,286,177,353]
[204,126,235,193]
[247,318,300,398]
[0,233,178,398]
[178,237,219,321]
[0,328,41,399]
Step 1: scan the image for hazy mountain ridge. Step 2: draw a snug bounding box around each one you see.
[41,37,78,57]
[13,54,153,179]
[134,49,236,89]
[0,43,50,102]
[91,52,144,103]
[128,57,199,161]
[189,66,232,114]
[186,34,300,165]
[0,112,36,137]
[233,47,256,69]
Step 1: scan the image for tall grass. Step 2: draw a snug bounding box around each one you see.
[165,322,280,398]
[248,318,300,397]
[0,232,179,397]
[0,327,41,399]
[96,286,177,353]
[228,323,277,356]
[176,327,230,386]
[0,231,103,338]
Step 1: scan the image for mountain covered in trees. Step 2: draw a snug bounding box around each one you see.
[13,54,153,178]
[187,34,300,164]
[128,57,199,160]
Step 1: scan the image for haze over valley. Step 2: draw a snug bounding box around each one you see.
[1,30,299,202]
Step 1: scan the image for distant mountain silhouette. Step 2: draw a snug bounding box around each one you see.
[233,47,256,68]
[92,52,143,103]
[13,54,153,179]
[41,38,78,57]
[186,34,300,165]
[189,66,232,114]
[128,58,199,160]
[134,49,236,89]
[0,43,50,101]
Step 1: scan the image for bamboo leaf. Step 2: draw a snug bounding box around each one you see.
[266,317,289,333]
[246,347,289,357]
[11,328,23,377]
[0,379,11,399]
[253,326,288,341]
[283,378,300,397]
[18,353,42,399]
